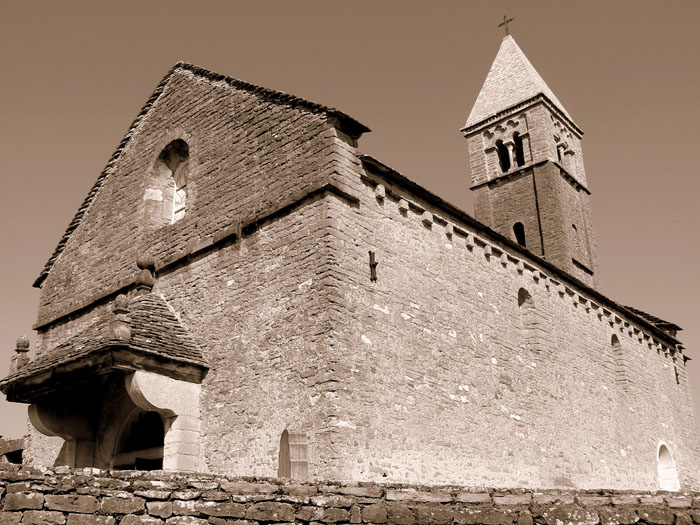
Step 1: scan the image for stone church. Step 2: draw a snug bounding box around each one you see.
[2,35,698,491]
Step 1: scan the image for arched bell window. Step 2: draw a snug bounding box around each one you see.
[512,132,525,167]
[112,410,164,470]
[495,139,511,173]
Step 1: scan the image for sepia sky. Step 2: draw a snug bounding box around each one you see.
[0,1,698,439]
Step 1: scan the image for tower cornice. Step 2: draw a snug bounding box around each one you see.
[460,93,583,138]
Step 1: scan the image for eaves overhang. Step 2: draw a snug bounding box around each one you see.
[1,345,208,404]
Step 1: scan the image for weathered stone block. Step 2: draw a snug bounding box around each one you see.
[219,482,277,496]
[134,491,172,501]
[454,509,517,525]
[350,504,361,524]
[517,511,533,525]
[244,502,294,522]
[611,495,639,505]
[100,496,146,514]
[66,515,116,525]
[310,495,354,508]
[44,496,98,514]
[3,492,44,510]
[171,501,197,517]
[0,512,22,525]
[414,505,453,525]
[164,518,208,525]
[280,485,318,497]
[362,503,388,523]
[120,517,163,525]
[331,486,383,499]
[193,501,245,518]
[386,490,452,503]
[200,491,228,501]
[21,511,66,525]
[540,506,599,525]
[532,494,575,505]
[635,507,675,524]
[597,507,639,525]
[296,506,323,522]
[146,502,173,519]
[664,497,691,508]
[386,503,414,525]
[493,494,531,505]
[187,481,218,491]
[321,507,349,523]
[6,483,31,493]
[455,492,491,504]
[171,492,199,501]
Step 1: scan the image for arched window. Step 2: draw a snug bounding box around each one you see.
[156,139,190,223]
[496,140,511,173]
[277,429,309,480]
[513,132,525,167]
[518,287,533,309]
[610,335,628,391]
[513,222,526,247]
[113,410,164,470]
[657,444,680,491]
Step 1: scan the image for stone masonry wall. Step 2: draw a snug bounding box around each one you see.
[25,188,350,477]
[316,142,700,490]
[35,67,351,331]
[1,465,699,525]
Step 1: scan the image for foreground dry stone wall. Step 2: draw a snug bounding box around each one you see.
[0,465,699,525]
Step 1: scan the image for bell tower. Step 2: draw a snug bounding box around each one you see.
[462,35,600,288]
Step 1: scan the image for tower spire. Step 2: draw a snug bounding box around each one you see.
[462,36,600,288]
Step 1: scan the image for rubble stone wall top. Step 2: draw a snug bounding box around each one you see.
[1,465,699,525]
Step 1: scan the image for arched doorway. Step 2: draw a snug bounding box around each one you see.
[657,443,680,491]
[277,429,309,480]
[112,409,165,470]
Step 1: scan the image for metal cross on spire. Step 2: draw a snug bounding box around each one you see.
[498,15,515,36]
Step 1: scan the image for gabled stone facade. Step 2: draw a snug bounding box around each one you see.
[2,38,698,492]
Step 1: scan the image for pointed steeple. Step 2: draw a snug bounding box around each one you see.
[465,36,573,129]
[462,35,600,289]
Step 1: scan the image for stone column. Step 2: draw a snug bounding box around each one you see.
[28,402,96,468]
[126,370,201,472]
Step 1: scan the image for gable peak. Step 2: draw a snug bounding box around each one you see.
[465,35,574,129]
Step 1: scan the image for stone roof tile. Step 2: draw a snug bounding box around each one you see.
[0,293,206,389]
[465,36,573,128]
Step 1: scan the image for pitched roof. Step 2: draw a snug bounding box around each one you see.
[359,154,683,350]
[0,293,206,388]
[621,305,682,333]
[465,36,574,129]
[33,62,370,289]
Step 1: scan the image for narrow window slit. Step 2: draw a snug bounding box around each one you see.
[369,251,378,282]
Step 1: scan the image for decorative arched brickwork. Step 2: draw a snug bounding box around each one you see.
[518,288,546,354]
[610,334,629,392]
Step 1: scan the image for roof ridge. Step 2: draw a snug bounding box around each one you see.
[33,63,369,288]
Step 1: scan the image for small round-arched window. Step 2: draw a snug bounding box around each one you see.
[113,410,164,470]
[657,444,680,491]
[157,139,190,223]
[513,222,526,247]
